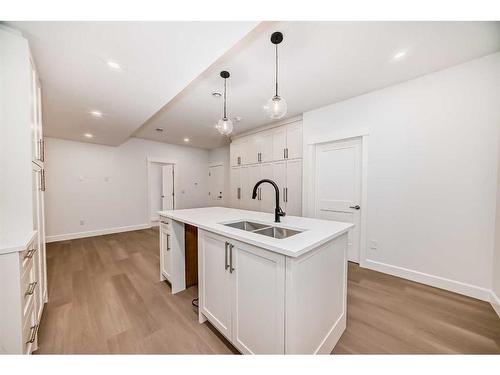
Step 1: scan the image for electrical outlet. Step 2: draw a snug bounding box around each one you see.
[369,240,378,250]
[80,220,85,226]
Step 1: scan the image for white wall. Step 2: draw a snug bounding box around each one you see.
[492,131,500,315]
[303,53,500,301]
[44,137,210,241]
[208,145,231,207]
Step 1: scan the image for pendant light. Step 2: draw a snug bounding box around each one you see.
[215,71,233,136]
[264,31,287,120]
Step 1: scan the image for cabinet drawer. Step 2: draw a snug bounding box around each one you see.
[21,258,37,317]
[19,241,37,274]
[22,297,37,354]
[160,217,172,233]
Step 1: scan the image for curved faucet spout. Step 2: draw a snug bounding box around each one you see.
[252,179,286,223]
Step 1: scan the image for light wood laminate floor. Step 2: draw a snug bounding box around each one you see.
[36,228,500,354]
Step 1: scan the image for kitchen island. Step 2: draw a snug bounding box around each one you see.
[158,207,352,354]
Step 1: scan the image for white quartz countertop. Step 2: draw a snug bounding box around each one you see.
[0,230,37,255]
[158,207,353,258]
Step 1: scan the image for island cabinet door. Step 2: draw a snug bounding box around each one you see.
[231,241,286,354]
[199,232,233,341]
[160,231,172,281]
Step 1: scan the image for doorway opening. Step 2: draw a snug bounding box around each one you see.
[147,157,176,226]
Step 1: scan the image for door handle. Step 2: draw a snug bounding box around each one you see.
[224,242,229,270]
[229,244,235,273]
[349,205,361,210]
[237,187,241,200]
[166,234,170,250]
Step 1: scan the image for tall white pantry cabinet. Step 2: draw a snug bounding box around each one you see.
[0,26,48,354]
[230,120,303,216]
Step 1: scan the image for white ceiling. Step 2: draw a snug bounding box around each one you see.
[7,21,500,149]
[134,21,500,149]
[6,21,258,146]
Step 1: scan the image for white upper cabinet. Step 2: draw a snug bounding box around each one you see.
[229,120,303,216]
[231,120,302,166]
[231,141,243,166]
[285,122,302,160]
[254,130,274,163]
[272,126,287,161]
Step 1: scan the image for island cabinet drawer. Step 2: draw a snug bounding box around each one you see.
[198,230,285,354]
[19,239,37,274]
[159,217,172,233]
[21,258,37,316]
[22,298,37,354]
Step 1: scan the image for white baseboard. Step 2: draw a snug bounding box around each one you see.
[316,312,346,354]
[363,259,492,302]
[490,290,500,318]
[45,223,151,243]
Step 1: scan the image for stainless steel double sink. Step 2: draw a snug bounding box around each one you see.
[223,220,303,239]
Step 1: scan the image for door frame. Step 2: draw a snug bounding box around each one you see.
[146,157,178,227]
[303,129,368,267]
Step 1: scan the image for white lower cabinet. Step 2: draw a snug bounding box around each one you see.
[160,229,173,281]
[231,240,285,354]
[158,216,186,294]
[199,230,285,354]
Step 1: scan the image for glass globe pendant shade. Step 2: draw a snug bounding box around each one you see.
[216,117,233,136]
[265,95,287,119]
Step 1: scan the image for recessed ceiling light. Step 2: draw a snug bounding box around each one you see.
[156,127,164,132]
[106,61,122,70]
[90,110,103,118]
[211,91,222,98]
[84,133,93,138]
[392,50,408,62]
[183,138,190,142]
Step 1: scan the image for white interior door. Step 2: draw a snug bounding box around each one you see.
[161,165,174,211]
[209,164,224,203]
[314,138,362,263]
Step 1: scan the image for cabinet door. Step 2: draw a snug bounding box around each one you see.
[259,162,274,213]
[231,241,285,354]
[230,167,240,208]
[286,122,302,159]
[255,130,273,163]
[285,159,302,216]
[199,232,232,340]
[247,164,261,211]
[245,135,259,165]
[272,127,287,161]
[161,231,172,281]
[239,166,252,210]
[230,142,242,166]
[272,161,287,210]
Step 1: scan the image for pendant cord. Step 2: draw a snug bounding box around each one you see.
[223,78,227,119]
[275,43,279,97]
